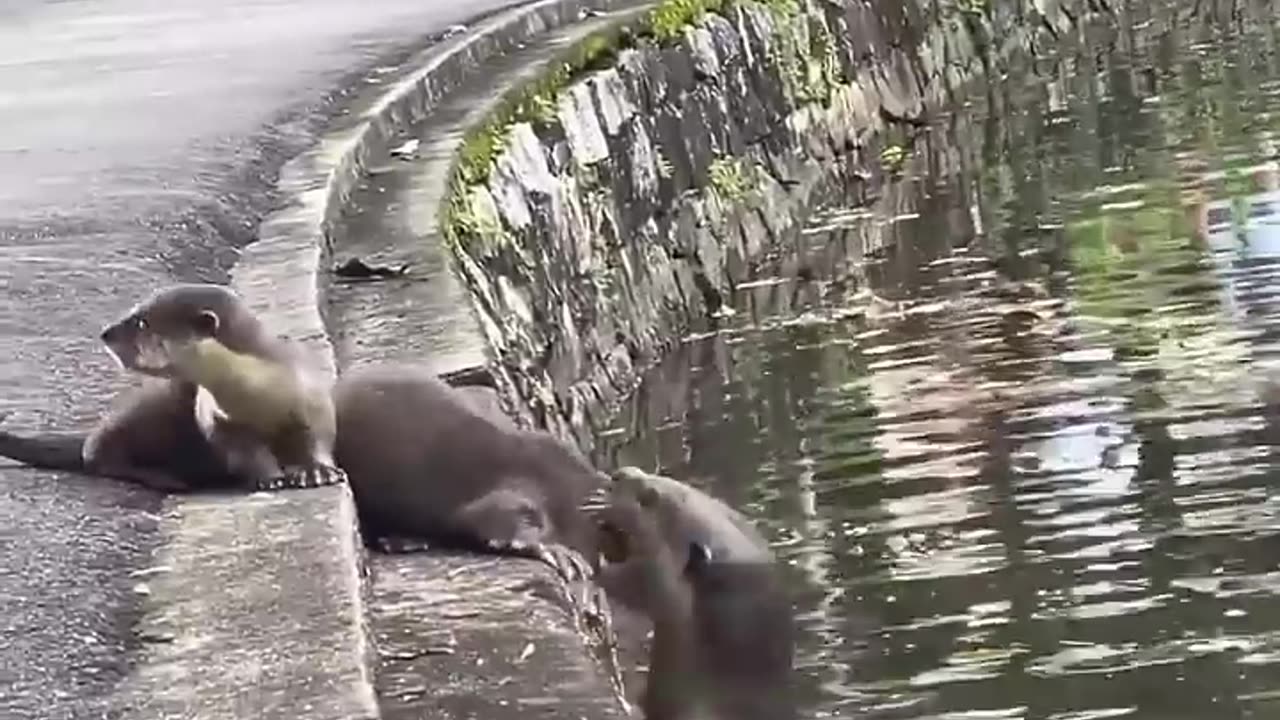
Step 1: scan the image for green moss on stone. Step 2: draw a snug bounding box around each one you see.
[759,3,844,108]
[441,181,505,251]
[708,156,754,202]
[451,0,822,193]
[451,27,628,189]
[648,0,726,43]
[758,0,802,17]
[444,0,827,242]
[644,0,799,46]
[880,143,909,174]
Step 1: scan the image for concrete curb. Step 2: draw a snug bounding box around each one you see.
[108,2,653,718]
[321,7,655,717]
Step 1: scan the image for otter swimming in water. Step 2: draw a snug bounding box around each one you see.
[591,466,797,720]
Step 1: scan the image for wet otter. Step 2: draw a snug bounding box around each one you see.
[591,466,797,720]
[0,283,346,492]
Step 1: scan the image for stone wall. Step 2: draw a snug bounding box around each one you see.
[443,0,1084,450]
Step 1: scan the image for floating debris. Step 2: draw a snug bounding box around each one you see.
[138,630,176,644]
[516,642,536,663]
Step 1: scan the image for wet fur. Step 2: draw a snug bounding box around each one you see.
[595,466,797,720]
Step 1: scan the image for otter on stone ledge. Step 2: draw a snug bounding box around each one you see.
[590,465,797,720]
[331,361,606,582]
[0,283,346,492]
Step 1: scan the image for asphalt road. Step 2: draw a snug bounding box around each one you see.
[0,1,523,717]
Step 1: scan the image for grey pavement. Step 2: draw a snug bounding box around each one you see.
[0,2,525,717]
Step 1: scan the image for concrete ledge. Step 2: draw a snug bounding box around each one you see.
[316,5,651,717]
[106,1,655,718]
[370,553,629,720]
[324,3,653,378]
[110,489,377,720]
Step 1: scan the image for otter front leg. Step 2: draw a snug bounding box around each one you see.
[457,486,595,584]
[265,458,347,491]
[261,416,347,491]
[373,535,434,554]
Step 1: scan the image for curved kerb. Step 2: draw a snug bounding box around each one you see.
[106,2,644,719]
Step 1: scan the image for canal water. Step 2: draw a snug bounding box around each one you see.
[597,5,1280,719]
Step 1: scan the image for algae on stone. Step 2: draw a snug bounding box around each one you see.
[439,0,1003,445]
[708,156,756,203]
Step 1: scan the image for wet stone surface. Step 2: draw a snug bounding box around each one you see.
[369,552,630,720]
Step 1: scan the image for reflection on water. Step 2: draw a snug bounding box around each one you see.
[596,6,1280,719]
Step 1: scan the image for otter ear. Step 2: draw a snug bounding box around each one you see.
[684,541,713,575]
[193,310,220,337]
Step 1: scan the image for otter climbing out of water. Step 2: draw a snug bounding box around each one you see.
[590,466,797,720]
[0,283,346,492]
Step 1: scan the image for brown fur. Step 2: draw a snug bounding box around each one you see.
[593,466,797,720]
[332,362,603,578]
[0,283,344,492]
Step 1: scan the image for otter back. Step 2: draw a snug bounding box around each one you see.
[332,362,603,569]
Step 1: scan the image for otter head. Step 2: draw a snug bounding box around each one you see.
[596,467,716,579]
[99,284,247,379]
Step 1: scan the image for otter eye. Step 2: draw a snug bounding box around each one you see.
[684,542,713,575]
[636,485,659,508]
[134,316,148,330]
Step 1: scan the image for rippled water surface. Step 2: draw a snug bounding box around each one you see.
[598,6,1280,719]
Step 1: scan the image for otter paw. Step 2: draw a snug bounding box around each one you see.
[527,543,595,585]
[375,535,434,554]
[258,464,348,491]
[298,464,348,488]
[255,476,285,491]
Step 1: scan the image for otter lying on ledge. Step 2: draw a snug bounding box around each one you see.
[0,283,346,492]
[332,362,606,584]
[590,466,797,720]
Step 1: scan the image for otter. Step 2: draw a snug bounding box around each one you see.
[0,283,346,492]
[590,466,797,720]
[330,361,604,582]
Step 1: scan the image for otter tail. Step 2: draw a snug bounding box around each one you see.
[0,428,87,472]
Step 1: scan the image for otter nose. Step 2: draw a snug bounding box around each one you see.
[100,321,128,344]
